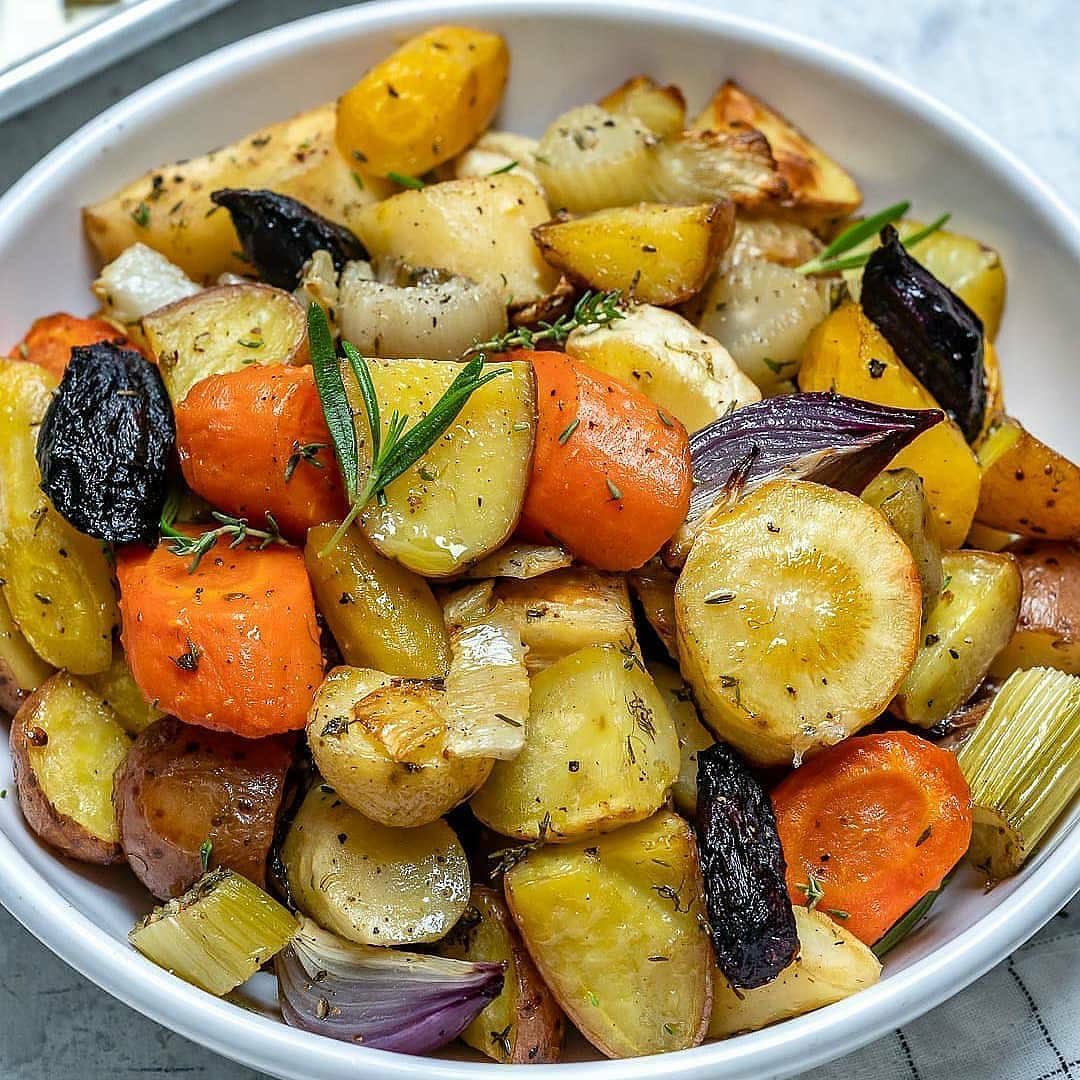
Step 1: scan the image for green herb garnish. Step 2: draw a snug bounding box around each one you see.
[796,869,826,910]
[488,160,519,175]
[468,289,626,355]
[160,511,288,573]
[284,441,328,483]
[387,171,425,189]
[199,839,213,873]
[872,872,953,958]
[130,201,150,227]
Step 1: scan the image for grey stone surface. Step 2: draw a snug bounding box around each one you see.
[0,0,1076,1077]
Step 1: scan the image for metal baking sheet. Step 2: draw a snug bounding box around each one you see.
[0,0,239,124]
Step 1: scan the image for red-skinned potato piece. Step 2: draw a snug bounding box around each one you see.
[116,535,323,738]
[175,364,347,542]
[114,717,293,899]
[517,350,693,571]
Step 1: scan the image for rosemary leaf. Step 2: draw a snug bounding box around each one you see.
[308,303,359,504]
[797,200,911,275]
[387,171,425,189]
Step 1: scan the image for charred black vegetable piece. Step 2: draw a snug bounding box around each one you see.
[686,390,943,528]
[36,342,174,544]
[695,741,798,988]
[211,188,366,289]
[860,225,986,443]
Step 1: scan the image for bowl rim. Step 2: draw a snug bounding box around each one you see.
[0,1,1077,1077]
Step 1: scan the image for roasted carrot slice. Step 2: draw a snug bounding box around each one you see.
[13,313,140,381]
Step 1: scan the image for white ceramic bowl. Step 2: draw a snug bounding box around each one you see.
[0,1,1077,1077]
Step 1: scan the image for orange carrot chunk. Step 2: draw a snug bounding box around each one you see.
[13,313,141,380]
[116,535,323,738]
[517,350,692,571]
[772,731,972,945]
[175,364,347,542]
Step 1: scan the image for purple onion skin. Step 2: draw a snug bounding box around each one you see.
[276,946,504,1055]
[861,225,985,443]
[687,391,943,522]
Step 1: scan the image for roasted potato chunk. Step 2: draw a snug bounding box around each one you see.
[598,76,687,138]
[892,551,1022,728]
[306,666,492,827]
[85,643,164,735]
[470,644,679,841]
[0,589,52,716]
[305,523,451,678]
[437,886,565,1063]
[649,661,712,816]
[143,284,308,404]
[11,674,130,864]
[565,304,760,432]
[340,356,535,577]
[505,810,711,1058]
[84,103,388,279]
[709,907,881,1037]
[993,541,1080,677]
[281,784,469,945]
[533,202,733,307]
[114,717,293,899]
[355,176,560,305]
[694,81,861,232]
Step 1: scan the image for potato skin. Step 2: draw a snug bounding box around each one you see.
[114,717,293,899]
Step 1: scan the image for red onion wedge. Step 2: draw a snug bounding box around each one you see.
[277,918,504,1054]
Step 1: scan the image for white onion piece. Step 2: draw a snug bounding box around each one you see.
[452,130,543,190]
[93,242,200,323]
[458,542,573,581]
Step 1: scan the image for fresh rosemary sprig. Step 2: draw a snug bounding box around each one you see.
[872,870,955,959]
[160,511,288,573]
[797,202,950,276]
[467,289,626,354]
[307,303,510,556]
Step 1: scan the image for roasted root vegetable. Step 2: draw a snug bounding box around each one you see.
[116,534,323,738]
[518,350,692,571]
[85,643,164,735]
[449,130,542,188]
[281,783,470,945]
[676,480,922,767]
[336,26,509,180]
[0,590,53,716]
[176,364,346,541]
[992,541,1080,677]
[0,361,118,673]
[800,302,981,547]
[695,741,798,988]
[598,76,687,138]
[470,644,679,840]
[114,717,293,899]
[773,731,972,945]
[340,354,536,577]
[533,202,734,307]
[891,551,1022,728]
[84,103,388,280]
[457,541,572,581]
[725,217,823,269]
[564,304,761,432]
[10,673,130,864]
[130,868,297,995]
[278,916,504,1053]
[436,886,565,1063]
[975,417,1079,540]
[630,560,678,658]
[11,312,136,382]
[649,661,711,816]
[354,176,559,306]
[92,243,199,324]
[708,907,881,1037]
[504,810,712,1058]
[957,667,1080,878]
[36,342,174,544]
[305,523,451,677]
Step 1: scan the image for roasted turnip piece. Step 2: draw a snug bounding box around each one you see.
[35,342,174,544]
[695,741,798,988]
[861,225,986,443]
[211,188,366,289]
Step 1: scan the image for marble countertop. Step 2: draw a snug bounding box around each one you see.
[0,1,1076,1077]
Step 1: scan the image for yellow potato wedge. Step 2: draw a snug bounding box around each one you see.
[437,886,565,1063]
[892,551,1022,728]
[143,284,308,404]
[470,644,679,841]
[676,480,922,767]
[354,176,560,305]
[84,103,387,279]
[305,522,451,678]
[341,356,536,577]
[992,540,1080,677]
[799,302,981,547]
[85,643,164,735]
[598,75,687,138]
[693,81,861,232]
[565,304,760,432]
[0,589,52,716]
[533,202,733,306]
[504,810,712,1058]
[975,417,1079,540]
[336,26,509,180]
[648,661,712,816]
[708,907,880,1037]
[10,673,130,864]
[281,783,469,945]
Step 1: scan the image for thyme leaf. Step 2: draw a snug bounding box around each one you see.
[387,171,425,189]
[284,441,329,483]
[160,511,289,573]
[467,289,626,355]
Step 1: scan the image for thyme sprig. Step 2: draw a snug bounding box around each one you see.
[797,201,950,275]
[160,511,288,573]
[467,289,627,354]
